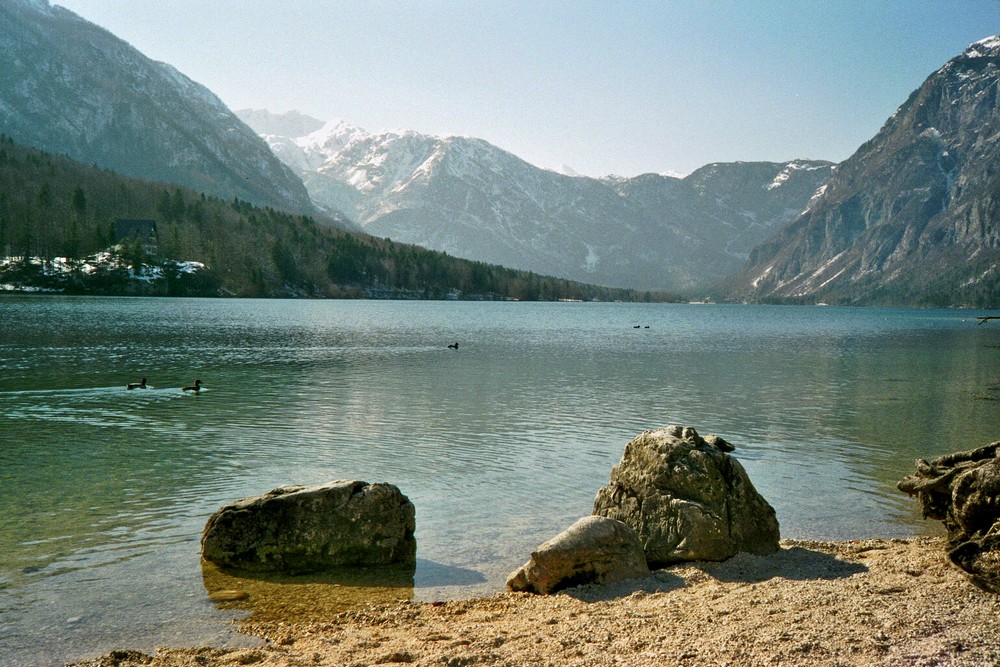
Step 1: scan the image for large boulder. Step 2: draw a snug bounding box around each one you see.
[201,480,416,572]
[506,516,650,594]
[593,426,780,565]
[898,442,1000,592]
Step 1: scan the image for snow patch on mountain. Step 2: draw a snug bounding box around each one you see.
[766,160,828,191]
[296,118,367,153]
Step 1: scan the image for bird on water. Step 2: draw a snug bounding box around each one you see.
[448,342,459,349]
[127,378,147,390]
[182,379,203,392]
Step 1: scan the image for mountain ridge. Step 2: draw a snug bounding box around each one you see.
[240,109,834,294]
[0,133,650,302]
[0,0,318,215]
[718,35,1000,307]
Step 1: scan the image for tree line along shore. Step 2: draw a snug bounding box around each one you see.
[0,135,680,302]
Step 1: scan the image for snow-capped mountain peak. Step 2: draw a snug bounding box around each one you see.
[295,118,367,153]
[966,35,1000,57]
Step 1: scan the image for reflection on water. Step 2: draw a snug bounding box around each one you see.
[201,559,416,623]
[1,297,999,666]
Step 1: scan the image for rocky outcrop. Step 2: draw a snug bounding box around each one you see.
[898,442,1000,592]
[201,480,416,573]
[506,516,650,594]
[593,426,780,565]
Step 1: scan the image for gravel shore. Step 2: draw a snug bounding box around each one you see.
[73,537,1000,667]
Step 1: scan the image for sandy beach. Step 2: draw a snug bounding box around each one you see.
[72,537,1000,667]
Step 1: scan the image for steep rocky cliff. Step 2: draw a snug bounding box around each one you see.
[720,36,1000,306]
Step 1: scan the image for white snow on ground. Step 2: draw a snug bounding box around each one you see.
[0,250,207,290]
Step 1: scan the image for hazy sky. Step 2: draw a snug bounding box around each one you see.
[55,0,998,177]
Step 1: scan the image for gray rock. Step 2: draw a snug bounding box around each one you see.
[201,480,416,572]
[506,516,650,594]
[593,426,780,565]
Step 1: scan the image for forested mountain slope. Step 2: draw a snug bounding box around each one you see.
[0,0,317,215]
[0,135,654,301]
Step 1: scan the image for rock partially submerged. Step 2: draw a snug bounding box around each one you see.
[898,442,1000,592]
[201,480,416,572]
[506,516,650,594]
[593,425,780,565]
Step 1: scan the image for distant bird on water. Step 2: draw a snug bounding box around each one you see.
[448,342,459,349]
[182,379,203,392]
[127,378,147,390]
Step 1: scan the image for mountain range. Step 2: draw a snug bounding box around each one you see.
[240,35,999,304]
[3,0,996,305]
[718,36,1000,306]
[240,111,834,294]
[0,0,318,215]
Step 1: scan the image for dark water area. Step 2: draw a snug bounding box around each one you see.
[2,296,998,665]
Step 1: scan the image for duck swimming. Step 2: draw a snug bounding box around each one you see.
[448,342,459,349]
[182,379,203,392]
[127,378,147,390]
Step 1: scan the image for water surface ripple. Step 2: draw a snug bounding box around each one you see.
[2,297,999,666]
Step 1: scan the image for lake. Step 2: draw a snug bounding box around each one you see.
[1,296,998,666]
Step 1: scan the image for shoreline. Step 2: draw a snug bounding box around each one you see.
[72,537,1000,667]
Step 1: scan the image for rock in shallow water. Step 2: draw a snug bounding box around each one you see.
[201,480,416,572]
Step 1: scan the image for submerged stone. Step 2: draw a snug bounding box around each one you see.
[201,480,416,573]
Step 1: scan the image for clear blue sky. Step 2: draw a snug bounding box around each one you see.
[55,0,998,177]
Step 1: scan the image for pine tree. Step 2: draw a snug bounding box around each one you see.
[71,187,87,216]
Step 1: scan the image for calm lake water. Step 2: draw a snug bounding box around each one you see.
[1,296,999,665]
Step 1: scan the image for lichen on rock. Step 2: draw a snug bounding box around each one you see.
[593,425,780,565]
